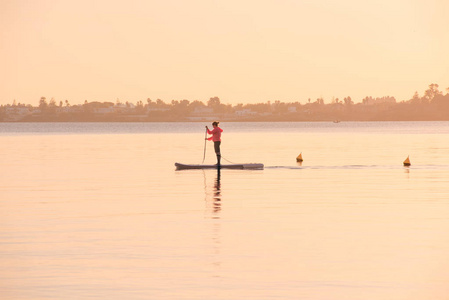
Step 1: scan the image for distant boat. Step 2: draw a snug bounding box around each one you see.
[175,163,264,170]
[403,156,411,166]
[333,120,341,123]
[296,153,303,162]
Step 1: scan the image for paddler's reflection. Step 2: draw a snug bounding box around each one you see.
[208,168,222,276]
[212,168,221,215]
[204,168,222,218]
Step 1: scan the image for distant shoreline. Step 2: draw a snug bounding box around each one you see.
[2,119,449,123]
[2,87,449,122]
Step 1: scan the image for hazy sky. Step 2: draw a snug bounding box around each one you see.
[1,0,448,105]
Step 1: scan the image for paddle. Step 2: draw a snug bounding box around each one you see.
[202,126,207,163]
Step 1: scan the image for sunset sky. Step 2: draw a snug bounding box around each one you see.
[1,0,448,106]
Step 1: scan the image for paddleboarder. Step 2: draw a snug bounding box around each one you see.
[206,121,223,165]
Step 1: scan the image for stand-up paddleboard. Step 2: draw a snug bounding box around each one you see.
[175,162,264,170]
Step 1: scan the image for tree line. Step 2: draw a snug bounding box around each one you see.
[1,83,449,122]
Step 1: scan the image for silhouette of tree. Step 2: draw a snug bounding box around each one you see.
[432,93,449,107]
[410,91,421,104]
[424,83,442,102]
[48,98,56,107]
[170,99,191,116]
[136,101,145,113]
[3,82,448,122]
[189,100,206,110]
[208,97,228,113]
[156,99,167,107]
[207,97,221,107]
[39,97,48,110]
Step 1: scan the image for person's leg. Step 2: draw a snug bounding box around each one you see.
[214,141,221,165]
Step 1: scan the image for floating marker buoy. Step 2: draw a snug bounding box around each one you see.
[296,153,303,162]
[403,156,411,166]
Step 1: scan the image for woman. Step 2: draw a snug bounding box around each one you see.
[206,121,223,165]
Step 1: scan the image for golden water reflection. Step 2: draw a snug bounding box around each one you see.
[203,168,223,279]
[205,169,222,218]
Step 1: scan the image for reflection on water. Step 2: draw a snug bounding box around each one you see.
[3,122,449,300]
[213,169,221,217]
[204,169,222,219]
[203,168,223,278]
[404,166,410,175]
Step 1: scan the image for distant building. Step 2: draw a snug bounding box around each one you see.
[186,107,215,120]
[4,106,32,121]
[147,107,169,112]
[94,107,115,114]
[114,103,135,113]
[363,97,396,105]
[192,107,213,115]
[234,109,257,117]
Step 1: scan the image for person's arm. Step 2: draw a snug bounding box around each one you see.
[206,126,213,134]
[205,126,213,140]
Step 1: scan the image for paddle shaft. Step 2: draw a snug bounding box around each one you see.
[202,127,207,163]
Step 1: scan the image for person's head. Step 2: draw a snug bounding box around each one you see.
[212,121,219,127]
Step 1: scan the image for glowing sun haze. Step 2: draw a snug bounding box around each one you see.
[1,0,448,105]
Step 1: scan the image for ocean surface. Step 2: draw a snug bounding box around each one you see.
[1,121,449,300]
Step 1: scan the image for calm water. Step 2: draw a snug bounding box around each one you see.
[1,122,449,300]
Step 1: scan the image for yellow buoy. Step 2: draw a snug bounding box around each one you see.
[296,153,303,162]
[403,156,411,166]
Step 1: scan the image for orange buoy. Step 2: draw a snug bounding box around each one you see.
[296,153,303,162]
[403,156,411,166]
